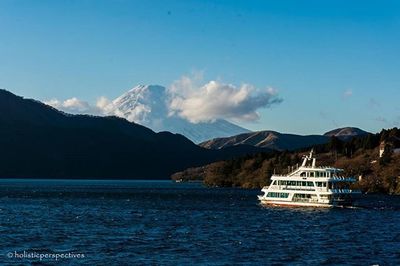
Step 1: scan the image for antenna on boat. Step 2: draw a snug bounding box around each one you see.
[312,158,316,168]
[311,148,316,168]
[301,149,316,167]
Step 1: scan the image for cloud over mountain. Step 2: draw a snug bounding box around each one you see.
[45,98,101,114]
[44,77,283,142]
[169,76,282,123]
[92,84,252,143]
[167,75,283,123]
[45,77,282,125]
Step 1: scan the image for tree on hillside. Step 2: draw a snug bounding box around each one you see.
[328,136,343,161]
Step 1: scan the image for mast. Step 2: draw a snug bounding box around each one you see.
[301,149,316,167]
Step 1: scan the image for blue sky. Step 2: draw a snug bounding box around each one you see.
[0,0,399,134]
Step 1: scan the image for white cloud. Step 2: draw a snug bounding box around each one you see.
[63,98,90,112]
[95,96,111,111]
[44,97,104,115]
[168,71,203,97]
[167,75,282,123]
[342,89,353,99]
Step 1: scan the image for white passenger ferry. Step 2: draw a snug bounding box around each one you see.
[258,150,361,207]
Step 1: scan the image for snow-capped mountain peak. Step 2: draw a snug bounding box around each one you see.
[106,85,250,143]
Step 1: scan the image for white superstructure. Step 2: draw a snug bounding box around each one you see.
[258,150,361,207]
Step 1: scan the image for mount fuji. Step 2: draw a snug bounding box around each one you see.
[106,85,250,143]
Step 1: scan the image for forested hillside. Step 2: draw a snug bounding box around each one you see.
[172,128,400,194]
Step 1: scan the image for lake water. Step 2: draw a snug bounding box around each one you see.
[0,179,399,265]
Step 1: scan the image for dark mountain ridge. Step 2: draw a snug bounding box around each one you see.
[200,127,370,151]
[200,131,328,151]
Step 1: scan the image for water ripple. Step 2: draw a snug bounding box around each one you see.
[0,181,399,265]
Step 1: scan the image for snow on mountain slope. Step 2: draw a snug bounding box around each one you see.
[107,85,250,143]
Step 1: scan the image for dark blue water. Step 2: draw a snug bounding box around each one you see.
[0,180,399,265]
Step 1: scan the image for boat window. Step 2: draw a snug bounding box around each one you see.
[300,172,306,177]
[302,181,307,186]
[267,192,289,198]
[310,172,314,177]
[307,182,314,186]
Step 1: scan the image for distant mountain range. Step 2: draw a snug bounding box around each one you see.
[0,89,266,179]
[106,85,250,143]
[200,127,370,151]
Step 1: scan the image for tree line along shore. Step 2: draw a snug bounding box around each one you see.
[172,128,400,195]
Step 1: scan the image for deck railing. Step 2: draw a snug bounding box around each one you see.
[268,185,316,191]
[265,186,356,194]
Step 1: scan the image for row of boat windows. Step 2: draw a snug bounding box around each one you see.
[267,193,334,199]
[274,181,328,187]
[267,192,289,198]
[293,194,312,199]
[276,180,314,186]
[300,172,333,177]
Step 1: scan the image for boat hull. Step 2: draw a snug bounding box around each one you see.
[259,199,334,208]
[257,196,355,208]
